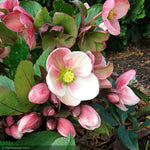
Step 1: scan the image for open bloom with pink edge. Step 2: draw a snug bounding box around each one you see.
[46,48,99,106]
[2,5,36,50]
[107,70,140,111]
[102,0,130,35]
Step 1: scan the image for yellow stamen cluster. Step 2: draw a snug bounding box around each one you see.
[107,9,114,20]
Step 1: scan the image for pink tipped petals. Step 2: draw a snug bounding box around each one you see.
[46,48,99,106]
[102,0,130,35]
[28,83,50,104]
[17,112,42,133]
[78,105,101,130]
[107,70,140,111]
[57,118,76,137]
[115,69,136,90]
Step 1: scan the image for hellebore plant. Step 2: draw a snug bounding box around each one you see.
[0,0,148,149]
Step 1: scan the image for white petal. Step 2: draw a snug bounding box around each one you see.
[58,86,81,106]
[63,51,92,76]
[69,73,99,100]
[119,86,140,106]
[46,66,65,97]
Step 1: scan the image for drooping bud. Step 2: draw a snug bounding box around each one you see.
[51,93,61,109]
[57,118,76,137]
[43,106,55,117]
[47,119,57,130]
[18,112,42,133]
[72,105,81,117]
[10,125,23,139]
[28,83,50,104]
[5,116,15,127]
[78,105,101,130]
[5,127,12,136]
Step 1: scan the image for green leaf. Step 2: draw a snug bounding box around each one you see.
[0,22,17,45]
[133,104,150,116]
[9,37,30,76]
[94,121,114,136]
[116,108,128,123]
[53,0,74,16]
[130,86,150,104]
[34,7,50,31]
[92,104,118,126]
[14,61,36,107]
[0,140,15,146]
[15,131,61,148]
[19,1,42,19]
[53,12,78,38]
[71,0,87,28]
[117,125,139,150]
[0,76,15,92]
[50,132,75,150]
[85,4,103,25]
[0,86,29,116]
[34,48,50,76]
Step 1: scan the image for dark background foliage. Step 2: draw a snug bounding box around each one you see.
[20,0,150,52]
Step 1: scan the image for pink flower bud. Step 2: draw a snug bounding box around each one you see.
[47,119,57,130]
[28,83,50,104]
[78,105,101,130]
[18,112,42,133]
[43,106,55,116]
[72,105,81,117]
[5,127,11,136]
[10,125,23,139]
[57,118,76,137]
[51,93,61,109]
[5,116,15,127]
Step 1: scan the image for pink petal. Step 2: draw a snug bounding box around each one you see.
[91,51,103,66]
[13,6,33,21]
[115,70,136,90]
[46,48,71,71]
[3,12,25,32]
[119,86,140,106]
[0,0,19,12]
[99,79,112,89]
[104,18,120,35]
[107,93,119,103]
[58,87,81,106]
[86,51,95,66]
[115,101,128,111]
[102,0,115,20]
[114,0,130,19]
[69,73,99,101]
[64,51,92,76]
[46,66,65,97]
[94,62,113,80]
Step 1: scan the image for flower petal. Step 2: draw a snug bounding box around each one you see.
[115,70,136,90]
[119,86,140,106]
[64,51,92,76]
[104,18,120,35]
[107,93,119,103]
[114,0,130,19]
[58,87,81,106]
[3,12,25,32]
[99,79,112,89]
[102,0,115,20]
[46,66,65,97]
[115,101,128,111]
[94,62,113,80]
[46,48,71,71]
[69,73,99,100]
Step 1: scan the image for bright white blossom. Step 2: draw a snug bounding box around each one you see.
[46,48,99,106]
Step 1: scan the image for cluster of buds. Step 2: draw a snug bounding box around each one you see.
[4,113,42,139]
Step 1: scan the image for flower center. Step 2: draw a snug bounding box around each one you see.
[63,71,75,83]
[107,9,114,20]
